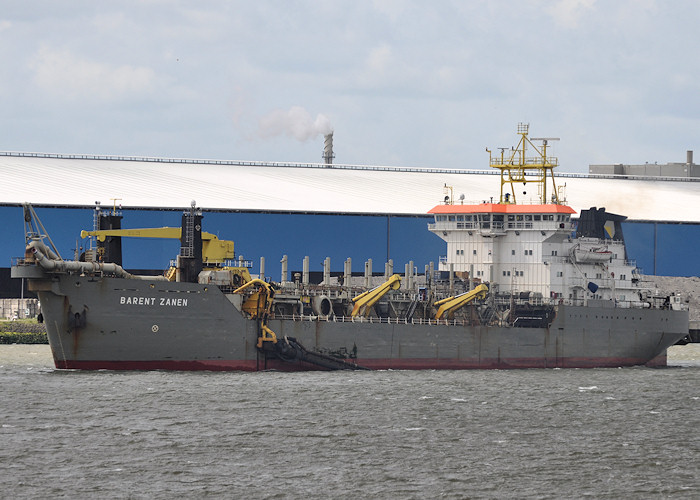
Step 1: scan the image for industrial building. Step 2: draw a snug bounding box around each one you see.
[1,141,699,298]
[590,150,699,177]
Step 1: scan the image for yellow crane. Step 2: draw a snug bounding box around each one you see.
[80,227,235,264]
[434,284,489,320]
[351,274,402,317]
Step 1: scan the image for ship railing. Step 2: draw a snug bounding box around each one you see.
[479,223,507,235]
[549,297,658,310]
[567,276,611,288]
[491,296,550,307]
[272,313,471,327]
[489,156,559,167]
[505,222,534,230]
[224,259,253,268]
[543,255,569,264]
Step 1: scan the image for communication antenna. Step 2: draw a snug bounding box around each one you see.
[109,198,122,216]
[487,124,561,204]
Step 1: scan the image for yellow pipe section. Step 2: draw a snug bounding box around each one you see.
[233,278,272,295]
[233,279,278,347]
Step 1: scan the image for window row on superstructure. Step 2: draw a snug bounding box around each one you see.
[432,213,571,230]
[434,214,572,222]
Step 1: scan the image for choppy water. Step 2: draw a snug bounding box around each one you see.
[1,345,699,499]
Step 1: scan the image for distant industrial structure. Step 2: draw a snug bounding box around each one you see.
[590,150,698,177]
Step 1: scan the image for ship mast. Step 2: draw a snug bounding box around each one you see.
[487,123,561,205]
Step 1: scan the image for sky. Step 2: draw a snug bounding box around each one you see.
[1,1,698,174]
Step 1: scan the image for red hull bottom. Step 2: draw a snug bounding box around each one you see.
[55,354,668,371]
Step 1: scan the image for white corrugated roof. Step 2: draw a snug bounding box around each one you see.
[2,153,699,222]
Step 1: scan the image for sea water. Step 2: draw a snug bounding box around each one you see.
[1,345,698,499]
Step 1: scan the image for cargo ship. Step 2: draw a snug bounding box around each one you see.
[11,125,689,371]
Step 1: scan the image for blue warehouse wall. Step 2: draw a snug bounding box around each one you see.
[622,221,700,277]
[2,206,182,269]
[203,212,444,278]
[0,206,444,280]
[2,206,697,290]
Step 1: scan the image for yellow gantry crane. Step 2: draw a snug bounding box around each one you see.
[351,274,402,317]
[80,227,235,264]
[434,284,489,320]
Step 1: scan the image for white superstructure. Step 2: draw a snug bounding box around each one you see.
[428,204,646,306]
[427,124,666,309]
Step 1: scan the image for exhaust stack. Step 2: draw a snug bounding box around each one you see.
[323,132,334,165]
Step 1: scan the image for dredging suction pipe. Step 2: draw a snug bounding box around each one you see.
[27,239,166,281]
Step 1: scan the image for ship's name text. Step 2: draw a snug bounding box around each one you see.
[119,296,189,307]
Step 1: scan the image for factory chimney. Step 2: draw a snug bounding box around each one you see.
[323,132,335,165]
[687,150,694,165]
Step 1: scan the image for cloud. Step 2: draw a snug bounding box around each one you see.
[367,43,393,73]
[548,0,597,28]
[29,45,156,101]
[256,106,333,142]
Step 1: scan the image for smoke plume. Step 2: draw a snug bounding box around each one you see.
[257,106,333,142]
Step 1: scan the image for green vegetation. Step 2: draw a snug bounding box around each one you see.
[0,320,48,344]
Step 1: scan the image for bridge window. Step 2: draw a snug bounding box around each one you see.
[534,215,541,221]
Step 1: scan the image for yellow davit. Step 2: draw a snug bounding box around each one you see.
[434,284,489,320]
[351,274,402,317]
